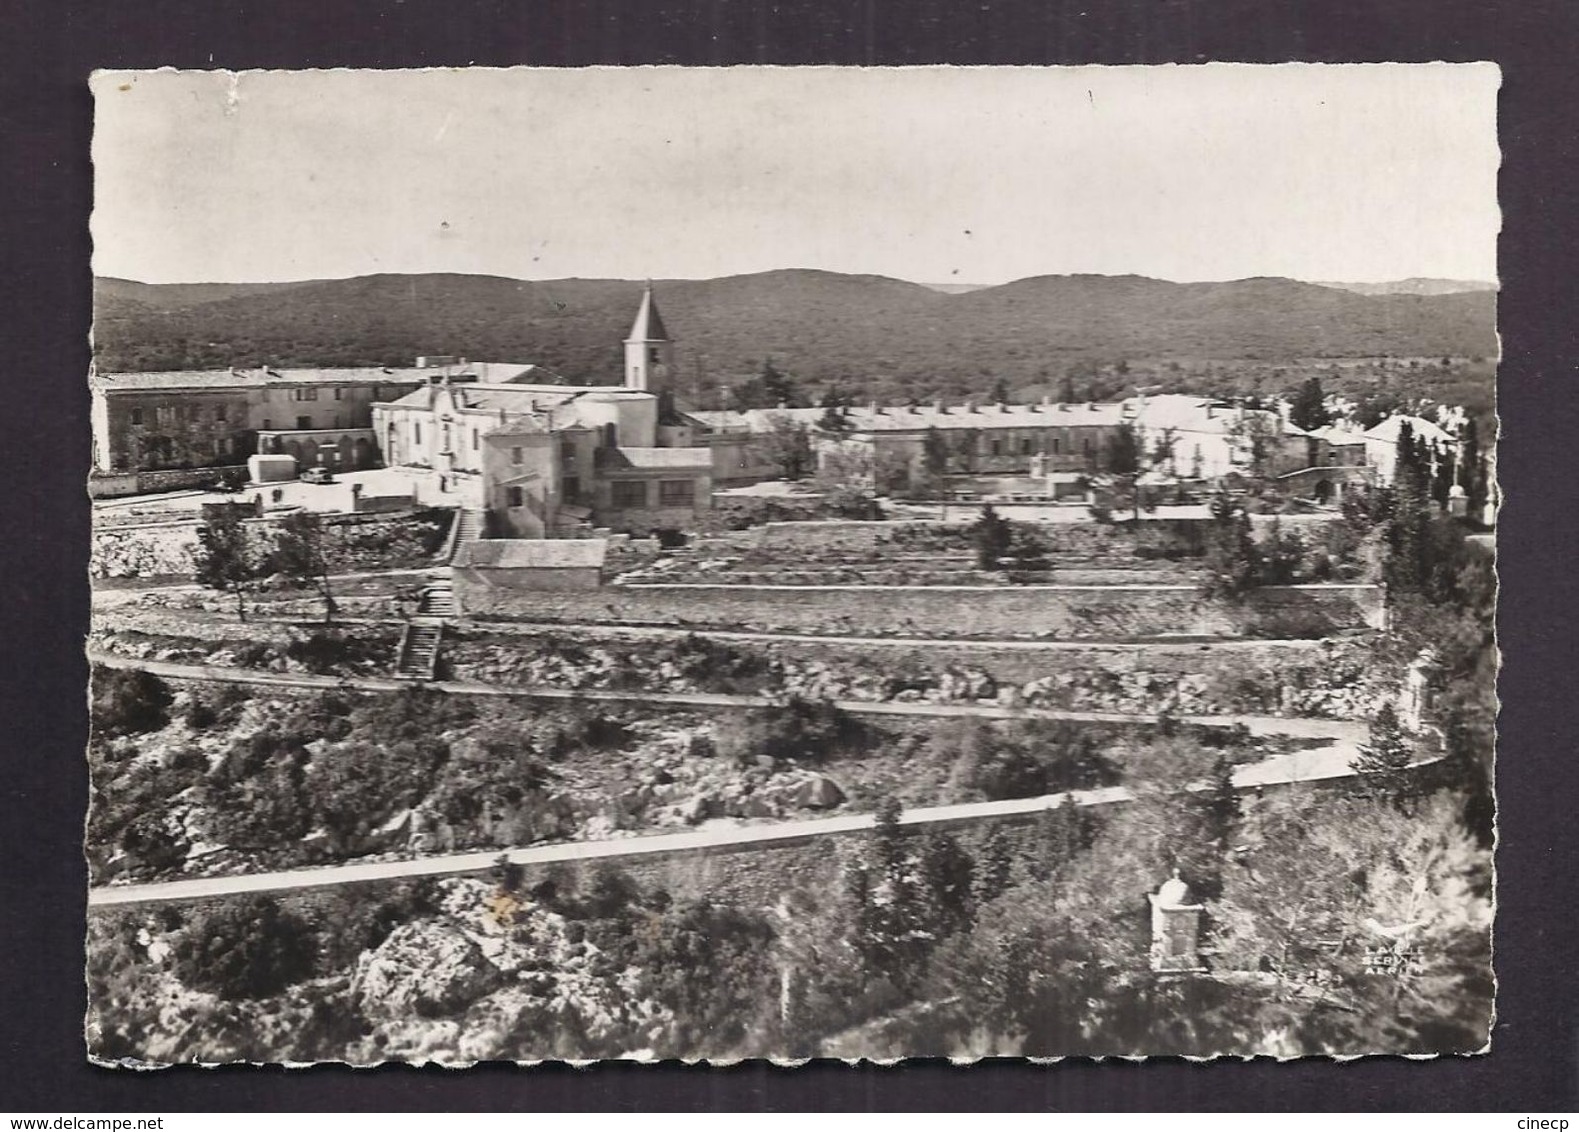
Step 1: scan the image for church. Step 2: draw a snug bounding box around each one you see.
[369,287,715,537]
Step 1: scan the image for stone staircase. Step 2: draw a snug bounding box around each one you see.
[395,619,443,681]
[447,507,483,563]
[418,579,457,618]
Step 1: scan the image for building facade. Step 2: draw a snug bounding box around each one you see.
[369,289,713,536]
[90,367,430,473]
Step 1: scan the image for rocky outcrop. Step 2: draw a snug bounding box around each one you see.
[351,921,504,1019]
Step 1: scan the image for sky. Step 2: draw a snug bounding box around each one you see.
[90,64,1500,287]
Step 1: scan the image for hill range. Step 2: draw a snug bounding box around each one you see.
[93,270,1498,404]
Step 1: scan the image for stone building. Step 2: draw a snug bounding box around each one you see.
[369,288,713,536]
[90,366,431,473]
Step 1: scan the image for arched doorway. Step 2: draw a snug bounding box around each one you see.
[1313,478,1334,505]
[385,423,399,466]
[337,434,355,468]
[354,437,375,469]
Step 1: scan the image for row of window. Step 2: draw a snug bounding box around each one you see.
[291,387,347,401]
[129,404,237,426]
[500,479,696,510]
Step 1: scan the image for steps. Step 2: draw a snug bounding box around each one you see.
[419,584,457,618]
[447,508,483,562]
[396,619,443,681]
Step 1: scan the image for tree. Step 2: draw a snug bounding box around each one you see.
[1200,492,1260,599]
[194,508,264,621]
[758,413,815,480]
[1351,703,1417,811]
[919,830,977,937]
[1288,375,1332,431]
[271,511,339,623]
[1088,423,1155,522]
[971,503,1013,570]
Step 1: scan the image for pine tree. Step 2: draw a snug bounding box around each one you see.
[1351,702,1417,811]
[1288,375,1332,431]
[919,830,976,937]
[971,503,1013,571]
[973,824,1015,907]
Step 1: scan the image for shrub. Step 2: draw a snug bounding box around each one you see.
[714,696,862,766]
[171,895,318,999]
[91,665,173,737]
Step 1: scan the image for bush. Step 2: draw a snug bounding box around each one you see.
[91,665,173,737]
[171,895,318,999]
[714,696,863,766]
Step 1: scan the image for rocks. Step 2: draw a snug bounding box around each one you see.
[352,921,505,1019]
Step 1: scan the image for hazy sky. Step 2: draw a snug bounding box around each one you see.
[91,64,1500,286]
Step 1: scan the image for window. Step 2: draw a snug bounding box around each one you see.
[560,439,576,465]
[215,403,227,422]
[472,430,479,451]
[262,418,272,430]
[293,387,319,402]
[562,476,580,502]
[1020,438,1033,455]
[658,479,695,508]
[1051,436,1060,454]
[413,422,422,445]
[611,480,647,509]
[990,437,1003,456]
[603,423,618,447]
[130,407,144,426]
[297,416,312,430]
[649,347,661,364]
[441,424,452,453]
[511,446,523,465]
[333,388,343,400]
[506,486,524,508]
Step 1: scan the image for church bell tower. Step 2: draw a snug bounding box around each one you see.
[624,283,674,392]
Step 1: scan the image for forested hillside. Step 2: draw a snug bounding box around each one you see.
[93,270,1498,408]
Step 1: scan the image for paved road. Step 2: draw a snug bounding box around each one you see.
[95,739,1390,908]
[85,650,1366,742]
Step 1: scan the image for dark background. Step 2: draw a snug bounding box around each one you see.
[4,0,1576,1112]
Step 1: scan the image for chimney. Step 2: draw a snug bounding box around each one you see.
[934,400,946,414]
[1000,401,1011,413]
[777,400,788,410]
[965,399,977,413]
[1058,402,1069,412]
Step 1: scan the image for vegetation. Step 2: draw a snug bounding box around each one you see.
[93,273,1496,413]
[91,665,173,737]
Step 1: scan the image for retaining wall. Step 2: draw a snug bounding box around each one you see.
[459,579,1384,640]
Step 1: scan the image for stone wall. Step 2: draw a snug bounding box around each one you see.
[89,465,249,499]
[459,578,1384,640]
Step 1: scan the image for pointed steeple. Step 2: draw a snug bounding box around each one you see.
[623,282,674,392]
[627,282,669,343]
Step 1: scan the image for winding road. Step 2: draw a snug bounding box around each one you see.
[85,650,1376,909]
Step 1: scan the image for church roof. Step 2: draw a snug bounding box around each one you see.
[627,286,670,342]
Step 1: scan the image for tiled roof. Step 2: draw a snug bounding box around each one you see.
[836,402,1128,433]
[1362,415,1454,445]
[1130,394,1277,435]
[454,538,608,569]
[599,446,713,470]
[91,366,433,392]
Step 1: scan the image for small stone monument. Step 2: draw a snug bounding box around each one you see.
[1447,482,1468,518]
[1149,869,1206,973]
